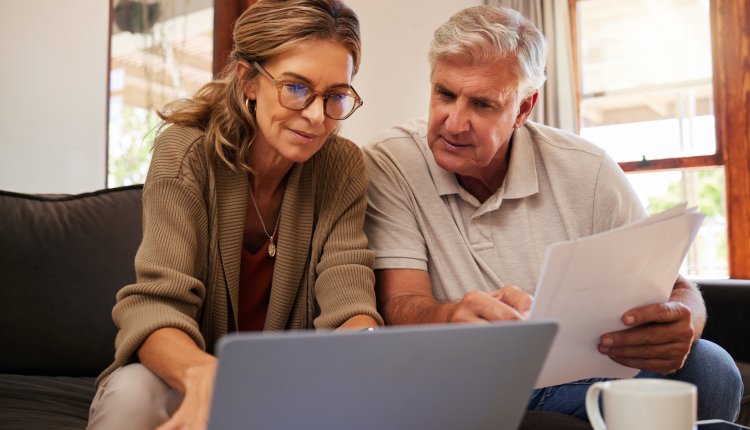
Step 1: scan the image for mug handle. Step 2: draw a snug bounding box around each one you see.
[586,382,608,430]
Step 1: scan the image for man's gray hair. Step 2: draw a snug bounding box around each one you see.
[429,5,548,97]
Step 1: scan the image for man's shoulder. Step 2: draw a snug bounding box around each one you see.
[364,117,430,166]
[368,117,427,144]
[524,121,606,160]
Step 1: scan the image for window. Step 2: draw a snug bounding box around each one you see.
[108,0,214,187]
[572,0,750,278]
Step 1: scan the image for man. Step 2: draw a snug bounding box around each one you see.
[363,5,742,422]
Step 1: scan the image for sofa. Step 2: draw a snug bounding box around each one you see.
[0,185,747,429]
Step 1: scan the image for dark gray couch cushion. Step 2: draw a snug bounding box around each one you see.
[0,374,94,430]
[698,279,750,426]
[0,186,143,376]
[698,279,750,363]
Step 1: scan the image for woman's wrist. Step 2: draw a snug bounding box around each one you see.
[336,314,380,331]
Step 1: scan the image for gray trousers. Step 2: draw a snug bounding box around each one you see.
[87,363,183,430]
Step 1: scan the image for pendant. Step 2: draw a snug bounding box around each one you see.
[268,242,276,258]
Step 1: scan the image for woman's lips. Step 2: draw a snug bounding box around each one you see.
[289,128,317,143]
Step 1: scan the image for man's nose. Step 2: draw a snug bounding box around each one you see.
[444,104,470,134]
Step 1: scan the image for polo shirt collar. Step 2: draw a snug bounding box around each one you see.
[503,125,539,199]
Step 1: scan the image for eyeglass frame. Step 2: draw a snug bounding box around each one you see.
[251,61,364,120]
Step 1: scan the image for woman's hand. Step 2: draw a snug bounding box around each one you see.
[138,328,218,430]
[155,359,217,430]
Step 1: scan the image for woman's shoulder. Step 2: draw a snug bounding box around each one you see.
[148,125,209,183]
[307,134,367,194]
[313,134,364,170]
[153,124,206,159]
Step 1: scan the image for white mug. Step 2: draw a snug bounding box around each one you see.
[585,378,697,430]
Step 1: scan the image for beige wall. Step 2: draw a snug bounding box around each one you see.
[340,0,482,146]
[0,0,109,194]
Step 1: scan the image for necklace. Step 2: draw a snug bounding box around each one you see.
[248,183,282,258]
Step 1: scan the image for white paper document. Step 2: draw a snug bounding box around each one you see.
[530,204,704,388]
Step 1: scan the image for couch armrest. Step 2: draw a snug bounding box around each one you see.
[694,279,750,363]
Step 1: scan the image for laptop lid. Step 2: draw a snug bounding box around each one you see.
[208,321,557,430]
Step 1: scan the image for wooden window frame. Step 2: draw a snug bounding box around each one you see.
[213,0,257,77]
[569,0,750,278]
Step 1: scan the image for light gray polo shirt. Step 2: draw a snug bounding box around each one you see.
[363,117,646,302]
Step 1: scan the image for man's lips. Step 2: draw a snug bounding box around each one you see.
[441,135,471,149]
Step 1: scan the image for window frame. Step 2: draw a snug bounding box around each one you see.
[213,0,257,77]
[569,0,750,278]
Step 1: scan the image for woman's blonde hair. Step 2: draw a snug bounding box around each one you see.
[158,0,361,172]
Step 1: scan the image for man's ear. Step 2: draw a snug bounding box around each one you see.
[236,61,257,100]
[514,91,539,128]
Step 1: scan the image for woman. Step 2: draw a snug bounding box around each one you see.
[87,1,382,429]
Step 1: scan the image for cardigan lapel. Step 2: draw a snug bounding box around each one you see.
[265,161,314,330]
[215,162,248,328]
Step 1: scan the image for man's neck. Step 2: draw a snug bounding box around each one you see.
[456,140,512,203]
[456,171,506,203]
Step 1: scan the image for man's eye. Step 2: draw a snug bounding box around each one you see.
[475,101,492,109]
[436,89,454,99]
[284,83,309,96]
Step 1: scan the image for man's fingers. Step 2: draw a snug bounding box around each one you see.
[622,302,691,326]
[606,355,684,375]
[450,290,525,322]
[480,302,525,321]
[604,339,690,374]
[490,286,533,315]
[598,324,693,375]
[599,341,690,361]
[601,320,694,349]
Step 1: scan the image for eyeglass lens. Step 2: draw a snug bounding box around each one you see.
[278,83,359,120]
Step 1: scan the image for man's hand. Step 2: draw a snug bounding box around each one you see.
[598,301,695,374]
[489,286,533,318]
[376,269,533,325]
[446,286,533,323]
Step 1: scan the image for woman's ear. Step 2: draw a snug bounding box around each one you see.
[236,61,257,100]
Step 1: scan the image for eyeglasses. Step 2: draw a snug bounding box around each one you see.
[252,61,363,120]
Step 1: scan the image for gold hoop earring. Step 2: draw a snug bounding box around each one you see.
[245,98,256,115]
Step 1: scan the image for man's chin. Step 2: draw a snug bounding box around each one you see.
[432,151,465,175]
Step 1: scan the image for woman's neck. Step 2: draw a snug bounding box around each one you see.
[246,140,294,197]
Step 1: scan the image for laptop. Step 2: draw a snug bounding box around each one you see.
[207,321,557,430]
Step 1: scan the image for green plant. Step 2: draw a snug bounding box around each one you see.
[108,105,159,187]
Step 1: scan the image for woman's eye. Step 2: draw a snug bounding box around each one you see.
[328,92,347,102]
[284,83,309,96]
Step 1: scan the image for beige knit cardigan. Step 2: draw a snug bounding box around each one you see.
[98,125,382,385]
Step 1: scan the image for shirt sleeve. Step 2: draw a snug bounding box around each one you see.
[592,152,648,233]
[362,143,429,271]
[110,131,210,369]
